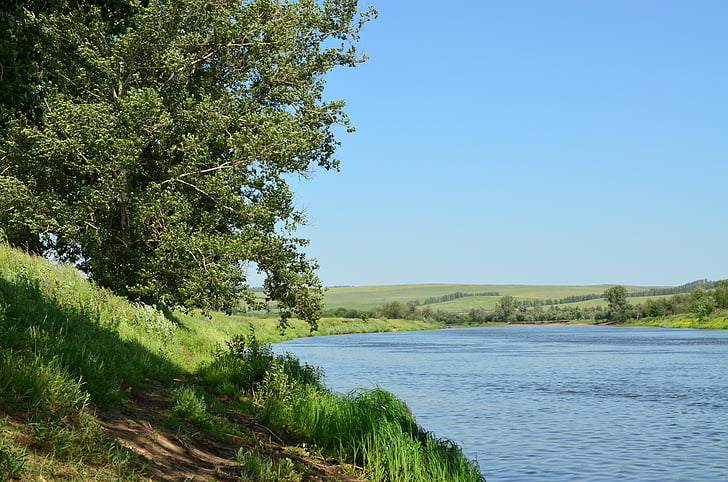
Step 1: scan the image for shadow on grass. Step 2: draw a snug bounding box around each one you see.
[0,274,181,407]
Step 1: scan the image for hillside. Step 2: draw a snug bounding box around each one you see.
[323,283,669,312]
[0,244,481,481]
[323,281,727,328]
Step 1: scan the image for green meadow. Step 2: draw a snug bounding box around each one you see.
[324,283,668,312]
[323,283,728,329]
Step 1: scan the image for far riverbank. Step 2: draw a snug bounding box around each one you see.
[255,313,727,346]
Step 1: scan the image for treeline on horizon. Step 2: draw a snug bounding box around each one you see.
[414,291,500,306]
[323,279,728,326]
[506,279,717,309]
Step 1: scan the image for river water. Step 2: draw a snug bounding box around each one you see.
[275,326,728,481]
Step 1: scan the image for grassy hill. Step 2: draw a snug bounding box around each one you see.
[323,282,727,329]
[324,283,669,312]
[0,244,481,481]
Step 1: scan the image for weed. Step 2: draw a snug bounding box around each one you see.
[235,448,302,482]
[0,434,28,480]
[170,385,216,432]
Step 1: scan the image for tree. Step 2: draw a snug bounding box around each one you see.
[688,287,715,320]
[713,280,728,310]
[379,302,405,320]
[0,0,376,326]
[603,285,630,322]
[494,295,517,323]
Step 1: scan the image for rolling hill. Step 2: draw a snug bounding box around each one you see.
[323,283,671,313]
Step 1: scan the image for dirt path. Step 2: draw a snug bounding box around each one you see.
[96,382,362,481]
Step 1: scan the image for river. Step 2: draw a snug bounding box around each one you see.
[275,325,728,481]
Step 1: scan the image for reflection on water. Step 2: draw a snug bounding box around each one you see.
[276,326,728,481]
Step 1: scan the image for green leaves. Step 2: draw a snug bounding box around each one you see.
[603,285,630,322]
[0,0,375,325]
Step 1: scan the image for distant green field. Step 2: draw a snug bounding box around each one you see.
[323,283,670,311]
[556,294,676,310]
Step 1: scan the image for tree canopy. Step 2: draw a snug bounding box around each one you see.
[603,285,630,322]
[0,0,375,326]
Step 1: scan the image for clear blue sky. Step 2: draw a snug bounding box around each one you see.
[283,1,728,287]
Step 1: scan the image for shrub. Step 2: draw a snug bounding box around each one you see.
[200,332,323,399]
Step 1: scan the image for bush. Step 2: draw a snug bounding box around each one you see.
[200,332,323,399]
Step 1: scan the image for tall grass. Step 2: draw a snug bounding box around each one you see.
[0,245,180,404]
[1,243,485,480]
[0,244,169,478]
[203,335,485,482]
[262,387,483,481]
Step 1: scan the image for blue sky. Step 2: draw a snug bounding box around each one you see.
[283,1,728,287]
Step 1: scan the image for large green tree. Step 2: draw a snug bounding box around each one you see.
[603,285,630,322]
[0,0,375,326]
[494,295,516,323]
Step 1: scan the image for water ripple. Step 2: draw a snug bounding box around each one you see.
[277,326,728,481]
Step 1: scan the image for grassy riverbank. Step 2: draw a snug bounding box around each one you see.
[478,317,728,329]
[0,243,481,481]
[622,314,728,329]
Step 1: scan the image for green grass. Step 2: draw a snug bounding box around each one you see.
[262,386,483,481]
[205,335,484,481]
[623,312,728,329]
[324,283,670,311]
[0,243,476,480]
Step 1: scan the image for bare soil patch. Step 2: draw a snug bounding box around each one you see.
[95,381,362,481]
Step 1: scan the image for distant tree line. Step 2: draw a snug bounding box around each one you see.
[414,291,500,306]
[515,294,602,308]
[628,279,715,298]
[324,299,606,325]
[591,281,728,323]
[322,280,728,326]
[631,280,728,320]
[512,279,717,309]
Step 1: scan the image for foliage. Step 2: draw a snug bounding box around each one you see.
[260,385,485,481]
[0,428,28,480]
[624,313,728,330]
[375,300,420,320]
[629,281,728,323]
[688,287,716,320]
[204,336,484,481]
[170,385,216,432]
[0,1,42,130]
[0,243,482,480]
[493,295,517,323]
[0,0,376,326]
[236,448,302,482]
[200,331,324,398]
[603,285,630,322]
[714,280,728,310]
[325,306,372,320]
[415,291,500,306]
[628,279,717,297]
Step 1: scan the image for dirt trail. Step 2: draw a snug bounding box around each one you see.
[96,382,362,481]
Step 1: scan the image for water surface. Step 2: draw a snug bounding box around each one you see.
[276,326,728,481]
